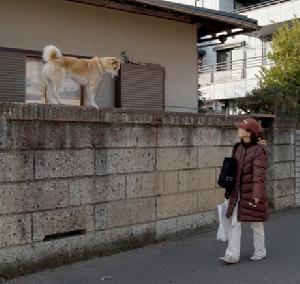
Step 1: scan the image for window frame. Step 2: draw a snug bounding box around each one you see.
[0,46,86,106]
[216,49,232,71]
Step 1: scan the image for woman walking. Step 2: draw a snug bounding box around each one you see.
[220,118,268,264]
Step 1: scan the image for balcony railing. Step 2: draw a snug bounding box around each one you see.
[198,55,272,86]
[233,0,300,26]
[198,56,274,101]
[233,0,290,13]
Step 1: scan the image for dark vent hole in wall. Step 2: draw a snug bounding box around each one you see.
[43,229,86,242]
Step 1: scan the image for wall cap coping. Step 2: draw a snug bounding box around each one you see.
[0,103,296,128]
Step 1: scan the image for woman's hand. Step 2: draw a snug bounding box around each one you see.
[224,191,231,200]
[249,198,260,207]
[254,198,260,204]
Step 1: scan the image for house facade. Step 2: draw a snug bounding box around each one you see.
[0,0,257,112]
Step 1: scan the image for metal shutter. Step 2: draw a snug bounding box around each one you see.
[116,63,165,110]
[296,130,300,205]
[0,49,25,102]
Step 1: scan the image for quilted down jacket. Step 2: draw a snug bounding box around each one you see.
[226,142,268,222]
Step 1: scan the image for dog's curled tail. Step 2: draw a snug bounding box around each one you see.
[43,45,62,62]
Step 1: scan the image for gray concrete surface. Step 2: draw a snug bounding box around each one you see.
[3,207,300,284]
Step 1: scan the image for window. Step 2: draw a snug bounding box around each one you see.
[26,57,45,104]
[58,78,82,106]
[216,49,232,71]
[26,56,82,105]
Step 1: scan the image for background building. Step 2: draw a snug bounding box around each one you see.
[196,0,300,114]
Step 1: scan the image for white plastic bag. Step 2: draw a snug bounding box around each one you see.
[217,199,229,242]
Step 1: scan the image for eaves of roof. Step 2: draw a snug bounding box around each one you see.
[65,0,259,42]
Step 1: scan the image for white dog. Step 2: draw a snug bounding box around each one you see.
[42,45,122,107]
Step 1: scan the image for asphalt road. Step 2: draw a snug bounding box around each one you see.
[4,207,300,284]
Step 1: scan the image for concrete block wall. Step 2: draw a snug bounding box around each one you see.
[267,122,296,210]
[0,103,296,278]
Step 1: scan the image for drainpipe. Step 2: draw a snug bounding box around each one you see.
[242,49,247,79]
[261,37,267,66]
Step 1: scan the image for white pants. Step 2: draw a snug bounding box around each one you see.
[225,204,266,259]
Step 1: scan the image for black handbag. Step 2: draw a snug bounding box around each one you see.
[217,144,238,194]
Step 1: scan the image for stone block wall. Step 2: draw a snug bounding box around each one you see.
[0,103,297,278]
[266,121,296,210]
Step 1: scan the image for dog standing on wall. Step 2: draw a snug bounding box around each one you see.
[42,45,122,107]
